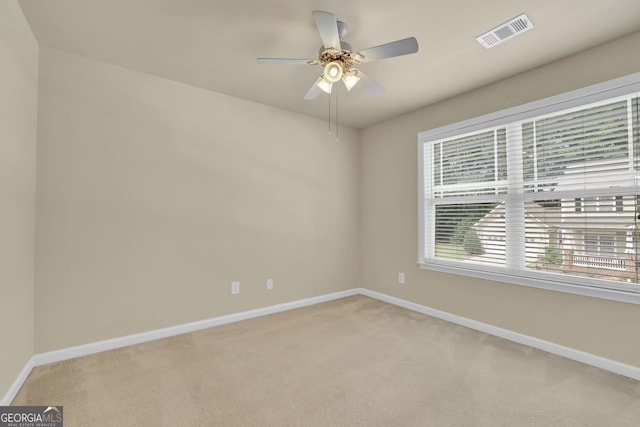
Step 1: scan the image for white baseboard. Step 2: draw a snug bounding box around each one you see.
[33,288,359,367]
[3,288,358,404]
[1,356,34,406]
[359,288,640,381]
[4,286,639,404]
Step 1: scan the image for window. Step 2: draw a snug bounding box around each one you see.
[418,73,640,303]
[575,196,623,212]
[583,234,615,255]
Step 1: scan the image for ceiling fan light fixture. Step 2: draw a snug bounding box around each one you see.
[316,76,333,94]
[323,61,344,83]
[342,69,360,91]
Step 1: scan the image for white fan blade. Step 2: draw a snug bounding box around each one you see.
[312,10,341,50]
[358,70,385,98]
[257,58,313,65]
[304,77,324,100]
[358,37,419,63]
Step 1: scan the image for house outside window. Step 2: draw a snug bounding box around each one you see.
[575,196,623,212]
[418,73,640,303]
[583,234,615,255]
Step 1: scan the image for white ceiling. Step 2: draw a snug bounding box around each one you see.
[18,0,640,129]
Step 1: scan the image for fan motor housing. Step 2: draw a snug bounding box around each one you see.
[318,41,361,69]
[336,20,348,39]
[316,20,355,66]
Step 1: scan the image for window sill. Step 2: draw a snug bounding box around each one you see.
[418,260,640,305]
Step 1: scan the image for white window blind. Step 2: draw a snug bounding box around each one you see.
[419,74,640,302]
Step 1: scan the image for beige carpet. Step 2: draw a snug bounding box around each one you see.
[13,295,640,426]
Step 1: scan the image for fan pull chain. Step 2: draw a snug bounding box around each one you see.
[336,86,339,142]
[326,84,339,141]
[328,87,332,135]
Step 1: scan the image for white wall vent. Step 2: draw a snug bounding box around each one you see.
[476,13,534,49]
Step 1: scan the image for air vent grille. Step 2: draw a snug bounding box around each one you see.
[476,13,534,49]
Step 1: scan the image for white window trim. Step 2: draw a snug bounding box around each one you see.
[417,72,640,305]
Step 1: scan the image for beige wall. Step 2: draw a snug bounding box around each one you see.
[0,1,38,397]
[361,31,640,367]
[34,48,360,352]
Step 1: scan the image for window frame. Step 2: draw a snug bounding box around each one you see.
[417,73,640,305]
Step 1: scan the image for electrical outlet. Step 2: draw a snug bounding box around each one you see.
[266,278,273,290]
[398,272,405,285]
[231,281,240,295]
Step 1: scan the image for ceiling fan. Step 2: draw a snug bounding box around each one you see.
[257,10,419,100]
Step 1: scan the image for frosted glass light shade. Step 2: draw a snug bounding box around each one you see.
[316,77,333,94]
[323,61,344,83]
[342,70,360,91]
